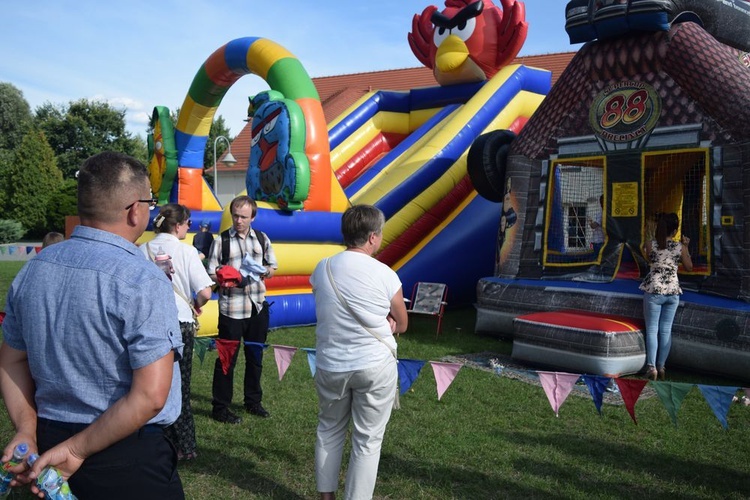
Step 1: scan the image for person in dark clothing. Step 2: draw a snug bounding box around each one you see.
[192,220,215,261]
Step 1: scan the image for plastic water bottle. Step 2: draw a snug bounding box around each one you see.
[26,454,77,500]
[154,247,174,281]
[0,443,29,497]
[54,482,75,500]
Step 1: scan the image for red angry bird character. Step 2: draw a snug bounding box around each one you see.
[408,0,528,86]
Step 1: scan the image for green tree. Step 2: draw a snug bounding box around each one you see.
[0,149,12,214]
[0,82,33,151]
[45,178,78,234]
[3,130,63,236]
[169,107,180,129]
[35,99,147,179]
[205,114,234,169]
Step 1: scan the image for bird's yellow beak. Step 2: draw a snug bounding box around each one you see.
[435,34,469,72]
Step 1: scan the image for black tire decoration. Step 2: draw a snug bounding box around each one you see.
[467,130,517,202]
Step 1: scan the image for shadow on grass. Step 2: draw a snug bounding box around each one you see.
[502,430,749,499]
[377,451,553,499]
[378,427,749,499]
[180,444,306,499]
[182,392,309,499]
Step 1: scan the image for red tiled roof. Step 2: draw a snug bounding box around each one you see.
[218,51,577,172]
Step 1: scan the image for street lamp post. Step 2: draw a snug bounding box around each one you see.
[213,135,237,201]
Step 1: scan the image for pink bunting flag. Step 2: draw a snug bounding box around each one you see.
[538,371,580,417]
[215,339,240,375]
[430,361,462,401]
[615,378,648,424]
[273,345,298,381]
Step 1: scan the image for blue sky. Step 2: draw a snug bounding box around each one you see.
[0,1,581,138]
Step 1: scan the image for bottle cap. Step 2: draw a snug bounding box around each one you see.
[155,247,170,261]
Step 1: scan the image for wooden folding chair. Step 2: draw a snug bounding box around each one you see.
[405,282,448,338]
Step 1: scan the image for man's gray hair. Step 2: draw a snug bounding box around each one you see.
[341,204,385,248]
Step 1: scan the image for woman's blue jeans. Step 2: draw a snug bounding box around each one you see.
[642,292,680,368]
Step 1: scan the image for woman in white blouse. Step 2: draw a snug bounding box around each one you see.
[140,203,214,460]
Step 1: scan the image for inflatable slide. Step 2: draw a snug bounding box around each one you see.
[142,1,551,332]
[253,62,550,329]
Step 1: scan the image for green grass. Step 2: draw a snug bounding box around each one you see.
[0,261,24,310]
[1,261,750,499]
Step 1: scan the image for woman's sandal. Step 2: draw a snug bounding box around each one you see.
[645,367,658,381]
[657,367,666,381]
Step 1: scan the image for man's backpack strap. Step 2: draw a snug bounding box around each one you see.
[220,228,267,266]
[254,229,268,266]
[220,230,231,266]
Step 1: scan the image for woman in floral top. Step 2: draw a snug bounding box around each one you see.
[639,213,693,381]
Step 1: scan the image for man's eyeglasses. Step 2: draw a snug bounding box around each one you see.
[125,198,159,211]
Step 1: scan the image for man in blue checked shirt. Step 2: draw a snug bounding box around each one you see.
[0,151,185,499]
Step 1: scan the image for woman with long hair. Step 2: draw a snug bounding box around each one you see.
[140,203,214,460]
[639,212,693,381]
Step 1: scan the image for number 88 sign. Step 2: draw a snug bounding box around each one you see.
[589,82,661,143]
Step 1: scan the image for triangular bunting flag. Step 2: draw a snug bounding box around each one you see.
[34,246,43,254]
[397,359,426,395]
[8,246,16,255]
[244,341,268,365]
[581,375,611,415]
[615,378,648,424]
[652,382,694,427]
[430,361,462,401]
[273,345,297,381]
[215,339,240,375]
[744,388,750,399]
[26,246,34,254]
[301,348,317,377]
[193,338,211,365]
[697,385,739,430]
[0,311,5,326]
[0,246,7,255]
[538,371,580,417]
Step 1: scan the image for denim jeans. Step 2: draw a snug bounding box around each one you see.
[642,292,680,368]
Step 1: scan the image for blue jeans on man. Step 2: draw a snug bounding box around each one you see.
[642,292,680,367]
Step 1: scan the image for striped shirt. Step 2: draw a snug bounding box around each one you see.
[207,227,278,319]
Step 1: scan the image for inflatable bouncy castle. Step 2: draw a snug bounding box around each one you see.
[470,0,750,381]
[144,0,552,333]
